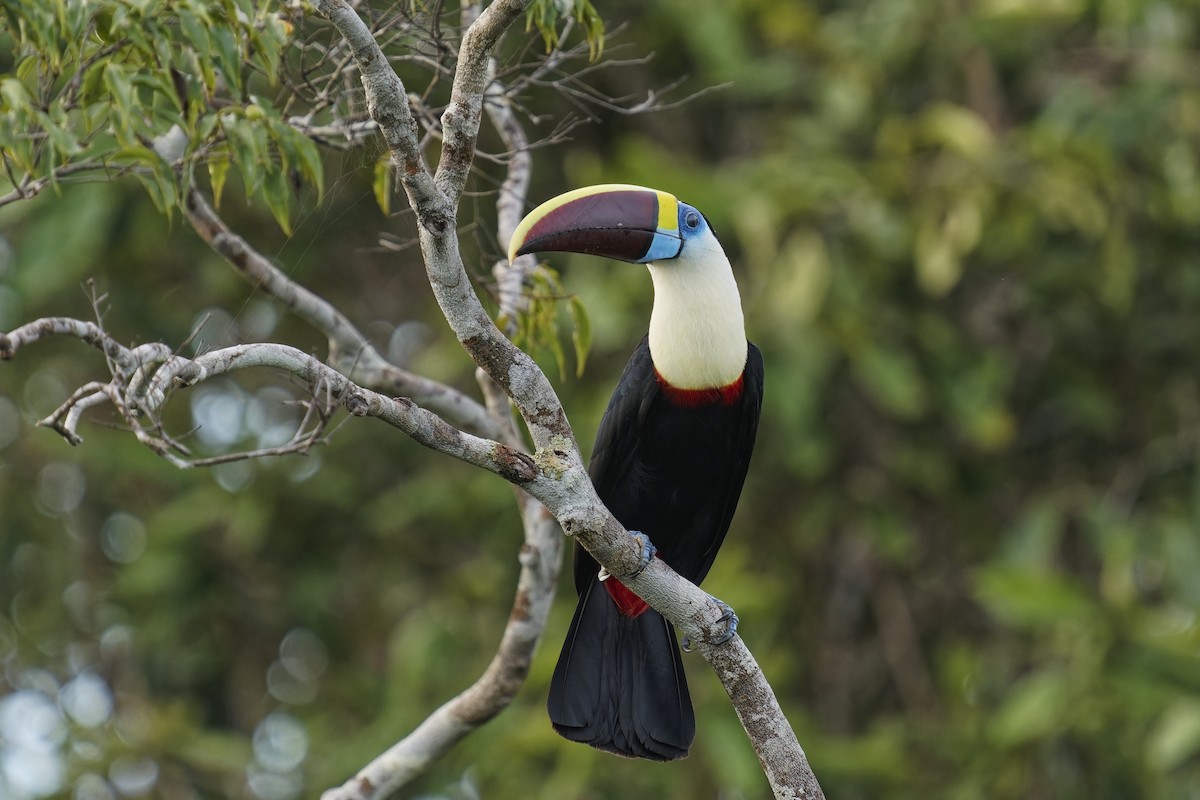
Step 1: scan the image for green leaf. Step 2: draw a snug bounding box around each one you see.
[113,145,178,216]
[78,60,109,107]
[103,63,136,141]
[210,26,243,100]
[37,111,82,158]
[525,0,605,60]
[249,13,286,81]
[0,78,33,113]
[261,164,292,235]
[133,68,182,115]
[208,157,230,208]
[223,115,268,195]
[269,118,323,201]
[289,130,323,201]
[989,669,1072,746]
[974,566,1097,629]
[179,8,217,93]
[569,295,591,377]
[373,156,392,216]
[1147,701,1200,772]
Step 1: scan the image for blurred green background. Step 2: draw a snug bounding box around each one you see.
[3,0,1200,798]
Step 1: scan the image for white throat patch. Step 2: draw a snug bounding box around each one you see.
[646,231,747,390]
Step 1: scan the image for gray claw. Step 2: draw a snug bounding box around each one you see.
[681,595,739,652]
[711,597,739,645]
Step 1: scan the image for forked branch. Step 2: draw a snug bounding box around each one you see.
[312,1,824,798]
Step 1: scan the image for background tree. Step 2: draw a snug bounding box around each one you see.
[3,1,1200,800]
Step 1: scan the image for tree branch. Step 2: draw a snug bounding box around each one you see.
[3,306,567,800]
[315,0,575,454]
[314,3,826,798]
[181,188,497,438]
[314,0,443,218]
[434,0,527,204]
[1,324,535,482]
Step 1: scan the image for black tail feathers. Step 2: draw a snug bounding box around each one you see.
[547,576,694,761]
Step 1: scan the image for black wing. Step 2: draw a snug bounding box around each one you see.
[574,336,764,592]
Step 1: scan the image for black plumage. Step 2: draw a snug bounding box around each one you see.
[547,335,764,760]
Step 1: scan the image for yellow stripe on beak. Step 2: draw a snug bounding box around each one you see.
[655,189,678,235]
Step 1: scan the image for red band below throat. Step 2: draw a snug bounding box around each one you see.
[604,576,650,618]
[655,371,744,408]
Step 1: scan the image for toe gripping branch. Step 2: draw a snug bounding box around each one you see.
[597,530,657,583]
[682,596,740,653]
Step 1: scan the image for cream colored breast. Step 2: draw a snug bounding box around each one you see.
[646,240,747,390]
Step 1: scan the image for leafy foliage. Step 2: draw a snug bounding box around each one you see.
[2,0,1200,799]
[505,264,592,379]
[0,0,320,227]
[525,0,605,59]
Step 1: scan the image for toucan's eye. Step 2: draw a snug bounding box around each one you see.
[684,210,701,229]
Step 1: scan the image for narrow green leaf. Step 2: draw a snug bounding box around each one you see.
[78,60,108,106]
[133,71,181,114]
[0,114,36,173]
[223,115,267,195]
[114,145,177,216]
[569,295,591,377]
[37,111,82,158]
[196,112,220,144]
[262,164,292,235]
[989,669,1072,745]
[249,15,286,82]
[179,10,213,86]
[291,132,323,201]
[15,55,41,85]
[547,324,567,382]
[209,157,230,208]
[103,63,135,141]
[0,78,33,113]
[210,27,243,99]
[373,157,392,216]
[1147,701,1200,772]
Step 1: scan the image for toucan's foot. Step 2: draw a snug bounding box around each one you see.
[681,596,739,652]
[597,530,657,583]
[627,530,657,578]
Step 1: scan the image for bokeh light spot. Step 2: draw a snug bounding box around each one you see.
[60,671,113,728]
[36,462,86,516]
[100,512,147,565]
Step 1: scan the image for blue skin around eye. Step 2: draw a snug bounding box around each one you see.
[678,202,705,241]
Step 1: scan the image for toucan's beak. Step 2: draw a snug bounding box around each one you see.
[508,184,683,265]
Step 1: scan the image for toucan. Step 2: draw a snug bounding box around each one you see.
[508,184,764,761]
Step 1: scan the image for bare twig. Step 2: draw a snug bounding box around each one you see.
[485,60,537,335]
[1,323,536,481]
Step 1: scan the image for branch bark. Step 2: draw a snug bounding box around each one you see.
[311,2,826,798]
